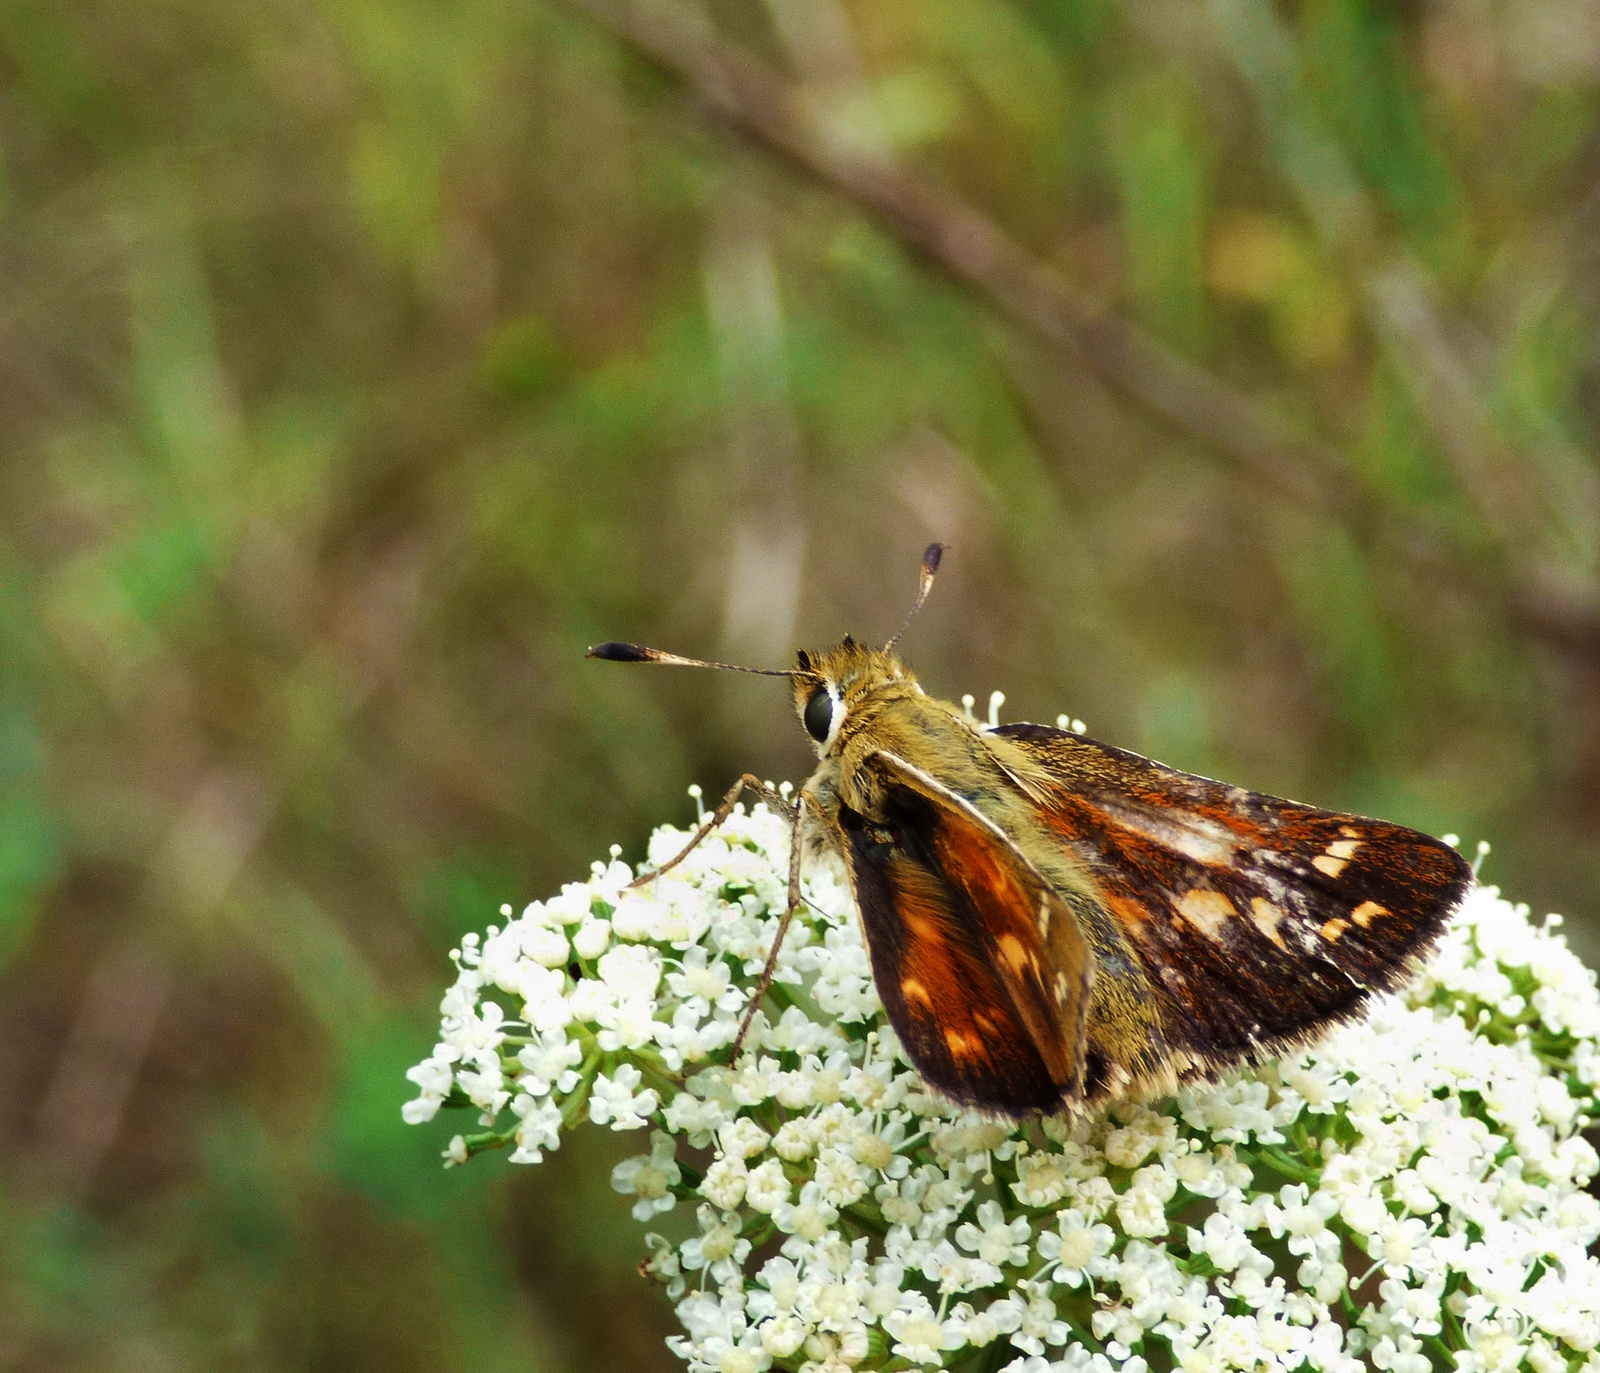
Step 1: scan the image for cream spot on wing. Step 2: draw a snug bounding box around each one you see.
[1320,917,1350,941]
[1054,971,1072,1003]
[945,1029,977,1058]
[1037,898,1050,936]
[1177,889,1236,941]
[1328,838,1362,860]
[1351,900,1388,927]
[1339,825,1360,838]
[1312,854,1348,878]
[1249,897,1288,949]
[902,978,933,1008]
[1096,801,1238,866]
[999,933,1038,976]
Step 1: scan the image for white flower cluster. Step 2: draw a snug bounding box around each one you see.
[404,794,1600,1373]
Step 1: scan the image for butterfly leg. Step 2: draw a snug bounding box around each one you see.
[627,773,791,889]
[729,789,812,1061]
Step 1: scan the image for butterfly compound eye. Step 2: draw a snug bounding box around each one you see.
[803,686,834,744]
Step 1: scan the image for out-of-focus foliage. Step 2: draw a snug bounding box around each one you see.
[0,0,1594,1367]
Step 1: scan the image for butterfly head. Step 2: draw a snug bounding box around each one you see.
[792,638,916,756]
[790,543,944,757]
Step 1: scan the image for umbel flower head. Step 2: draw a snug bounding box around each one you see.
[405,785,1600,1373]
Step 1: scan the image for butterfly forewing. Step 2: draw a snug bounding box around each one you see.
[992,723,1472,1075]
[872,752,1094,1084]
[838,751,1093,1116]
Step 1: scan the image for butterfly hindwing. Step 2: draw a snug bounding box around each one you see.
[990,722,1471,1075]
[835,750,1092,1115]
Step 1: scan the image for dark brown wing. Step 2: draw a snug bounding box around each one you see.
[835,751,1092,1117]
[990,722,1471,1077]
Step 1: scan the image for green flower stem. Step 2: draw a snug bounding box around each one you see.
[560,1051,603,1128]
[841,1202,890,1238]
[463,1130,512,1157]
[1246,1142,1320,1184]
[635,1056,687,1101]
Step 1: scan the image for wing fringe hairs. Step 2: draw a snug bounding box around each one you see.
[406,797,1600,1373]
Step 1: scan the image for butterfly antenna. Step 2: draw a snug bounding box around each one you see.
[883,543,945,652]
[586,642,798,676]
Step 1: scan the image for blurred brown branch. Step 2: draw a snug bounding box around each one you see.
[564,0,1354,516]
[558,0,1600,660]
[1208,0,1600,649]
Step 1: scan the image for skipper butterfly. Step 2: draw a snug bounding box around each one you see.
[589,546,1471,1117]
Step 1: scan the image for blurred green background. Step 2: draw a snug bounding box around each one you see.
[0,0,1596,1366]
